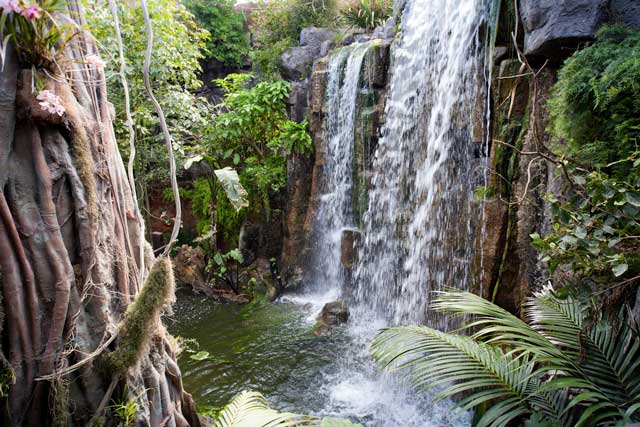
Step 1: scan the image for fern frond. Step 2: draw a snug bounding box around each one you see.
[215,391,320,427]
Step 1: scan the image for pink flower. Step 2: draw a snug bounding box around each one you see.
[1,0,21,14]
[20,4,41,20]
[36,90,65,116]
[85,54,106,70]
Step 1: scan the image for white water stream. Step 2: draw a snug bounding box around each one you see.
[296,0,492,425]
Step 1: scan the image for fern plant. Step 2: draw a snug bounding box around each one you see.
[371,288,640,427]
[214,391,362,427]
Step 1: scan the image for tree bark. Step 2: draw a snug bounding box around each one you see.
[0,6,201,427]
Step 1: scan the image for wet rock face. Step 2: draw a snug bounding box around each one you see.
[341,230,361,270]
[173,245,207,289]
[612,0,640,28]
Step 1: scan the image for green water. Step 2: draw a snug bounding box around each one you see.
[167,292,347,414]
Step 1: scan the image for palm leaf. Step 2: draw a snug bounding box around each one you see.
[214,391,320,427]
[527,287,640,415]
[432,291,566,363]
[371,325,538,427]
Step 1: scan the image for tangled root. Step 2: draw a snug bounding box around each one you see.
[103,258,175,374]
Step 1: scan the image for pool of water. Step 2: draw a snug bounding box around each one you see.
[167,292,348,414]
[167,291,470,426]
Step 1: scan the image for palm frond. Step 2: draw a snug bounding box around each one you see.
[371,325,537,427]
[432,291,567,363]
[215,391,320,427]
[528,287,640,414]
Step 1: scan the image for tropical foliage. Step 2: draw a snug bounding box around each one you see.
[250,0,339,79]
[185,73,311,243]
[83,0,211,198]
[214,391,362,427]
[371,289,640,427]
[183,0,250,68]
[0,0,79,68]
[341,0,392,30]
[535,25,640,286]
[548,25,640,176]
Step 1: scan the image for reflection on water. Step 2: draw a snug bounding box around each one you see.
[167,292,347,414]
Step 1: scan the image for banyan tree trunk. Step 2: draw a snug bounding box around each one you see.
[0,5,200,427]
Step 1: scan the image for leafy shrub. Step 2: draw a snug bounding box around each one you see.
[537,25,640,286]
[83,0,211,186]
[532,158,640,283]
[341,0,392,30]
[185,74,312,246]
[548,25,640,175]
[183,0,250,68]
[250,0,339,79]
[372,289,640,427]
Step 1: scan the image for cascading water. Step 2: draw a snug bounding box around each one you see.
[302,43,371,306]
[353,0,490,329]
[307,0,491,425]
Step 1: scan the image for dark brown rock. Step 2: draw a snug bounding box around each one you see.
[173,244,207,289]
[341,230,361,270]
[314,300,349,336]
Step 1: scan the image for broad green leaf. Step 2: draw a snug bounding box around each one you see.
[612,263,628,277]
[184,155,203,170]
[214,167,249,211]
[624,191,640,207]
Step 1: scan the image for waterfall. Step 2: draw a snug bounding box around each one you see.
[353,0,489,329]
[298,0,492,425]
[306,43,371,299]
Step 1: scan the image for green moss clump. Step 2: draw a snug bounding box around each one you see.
[104,257,175,373]
[51,376,70,427]
[548,25,640,175]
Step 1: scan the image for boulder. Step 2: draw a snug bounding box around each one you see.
[286,79,310,122]
[300,27,338,51]
[282,27,337,80]
[519,0,608,59]
[242,257,281,301]
[281,45,317,80]
[173,244,207,289]
[612,0,640,28]
[314,300,349,336]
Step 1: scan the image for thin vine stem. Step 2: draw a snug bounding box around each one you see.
[109,0,145,280]
[140,0,181,258]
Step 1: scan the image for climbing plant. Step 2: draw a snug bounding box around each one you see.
[83,0,212,212]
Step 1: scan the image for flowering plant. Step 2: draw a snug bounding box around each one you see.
[0,0,80,69]
[36,89,65,116]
